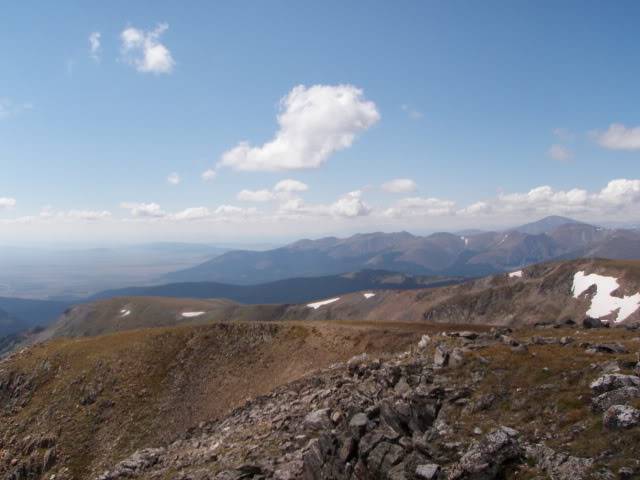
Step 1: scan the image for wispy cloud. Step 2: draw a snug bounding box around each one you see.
[0,98,33,120]
[167,172,181,185]
[401,104,423,120]
[89,31,101,62]
[548,144,573,162]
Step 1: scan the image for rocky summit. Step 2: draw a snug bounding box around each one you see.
[86,326,640,480]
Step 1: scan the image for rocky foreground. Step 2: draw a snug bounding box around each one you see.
[93,325,640,480]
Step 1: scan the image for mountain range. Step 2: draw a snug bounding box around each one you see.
[164,216,640,284]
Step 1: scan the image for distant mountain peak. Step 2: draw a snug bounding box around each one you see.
[512,215,587,235]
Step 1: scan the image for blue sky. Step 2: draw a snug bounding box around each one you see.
[1,1,639,244]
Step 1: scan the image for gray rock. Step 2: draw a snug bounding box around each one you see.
[448,427,521,480]
[603,405,640,430]
[415,463,440,479]
[590,343,628,354]
[303,408,332,431]
[591,387,640,412]
[433,345,449,368]
[367,441,405,478]
[590,374,640,395]
[524,443,593,480]
[583,317,607,329]
[449,348,465,368]
[349,412,369,437]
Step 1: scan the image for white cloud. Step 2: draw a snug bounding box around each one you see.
[171,207,211,221]
[593,124,640,151]
[548,144,573,161]
[201,169,217,181]
[458,201,492,216]
[120,23,175,74]
[274,179,308,193]
[237,189,275,202]
[596,179,640,206]
[167,172,181,185]
[213,205,258,219]
[121,202,166,217]
[219,84,380,171]
[0,197,17,209]
[382,178,417,193]
[384,197,456,218]
[401,104,423,120]
[458,179,640,218]
[89,32,101,61]
[330,190,371,218]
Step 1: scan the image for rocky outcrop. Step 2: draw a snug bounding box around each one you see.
[92,328,640,480]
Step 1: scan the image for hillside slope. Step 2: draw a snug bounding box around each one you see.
[0,320,458,479]
[285,259,640,326]
[35,259,640,348]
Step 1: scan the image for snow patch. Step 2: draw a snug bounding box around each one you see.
[572,271,640,323]
[509,270,523,278]
[119,309,131,317]
[181,311,206,318]
[307,297,340,310]
[363,292,376,299]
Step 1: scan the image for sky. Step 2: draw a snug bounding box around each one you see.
[1,1,639,245]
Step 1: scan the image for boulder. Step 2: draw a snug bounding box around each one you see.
[589,343,628,354]
[524,443,593,480]
[415,463,440,479]
[583,317,607,329]
[348,412,369,437]
[591,387,640,412]
[433,346,449,368]
[304,408,332,431]
[449,348,465,368]
[590,374,640,395]
[366,441,405,478]
[448,427,521,480]
[603,405,640,430]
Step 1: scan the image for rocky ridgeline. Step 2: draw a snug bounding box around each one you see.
[94,327,640,480]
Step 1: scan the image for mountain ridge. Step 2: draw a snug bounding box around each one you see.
[164,217,640,284]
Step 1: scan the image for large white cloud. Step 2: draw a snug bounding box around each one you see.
[218,84,380,171]
[121,202,166,217]
[593,124,640,151]
[120,23,175,74]
[0,197,16,209]
[382,178,417,193]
